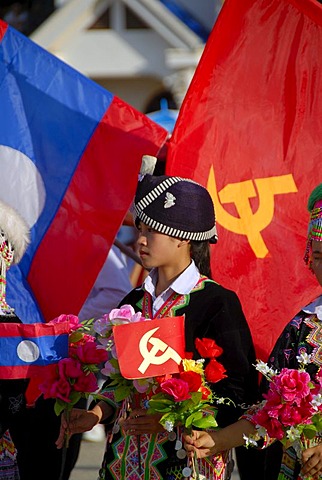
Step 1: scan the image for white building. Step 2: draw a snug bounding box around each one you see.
[30,0,222,112]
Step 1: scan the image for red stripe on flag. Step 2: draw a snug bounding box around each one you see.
[28,97,167,321]
[0,322,69,337]
[0,364,57,380]
[0,20,8,41]
[0,365,31,379]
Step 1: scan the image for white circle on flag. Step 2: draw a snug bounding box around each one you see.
[17,340,40,363]
[0,145,46,227]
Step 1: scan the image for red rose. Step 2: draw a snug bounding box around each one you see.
[205,358,227,383]
[73,371,98,393]
[155,374,173,385]
[58,358,83,380]
[179,371,202,392]
[195,338,223,358]
[200,385,212,400]
[161,378,191,402]
[75,342,108,365]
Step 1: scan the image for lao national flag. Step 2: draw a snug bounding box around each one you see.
[0,322,69,379]
[113,316,185,379]
[167,0,322,360]
[0,21,168,324]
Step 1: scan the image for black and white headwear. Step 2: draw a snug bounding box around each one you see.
[134,174,218,243]
[0,200,30,315]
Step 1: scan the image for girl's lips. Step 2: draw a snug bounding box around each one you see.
[139,250,148,256]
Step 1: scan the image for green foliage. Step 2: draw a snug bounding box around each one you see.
[147,391,218,431]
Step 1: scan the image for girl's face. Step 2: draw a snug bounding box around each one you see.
[311,240,322,287]
[137,222,187,270]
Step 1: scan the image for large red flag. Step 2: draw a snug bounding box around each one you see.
[166,0,322,360]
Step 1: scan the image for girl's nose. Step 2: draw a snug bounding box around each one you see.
[137,232,147,245]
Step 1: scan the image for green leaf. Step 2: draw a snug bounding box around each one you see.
[192,415,218,429]
[109,358,119,369]
[312,414,322,431]
[69,391,82,405]
[54,399,67,417]
[69,331,85,344]
[185,411,203,429]
[302,425,318,440]
[114,386,132,402]
[190,392,203,404]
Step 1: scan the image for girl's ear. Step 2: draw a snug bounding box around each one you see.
[177,239,190,248]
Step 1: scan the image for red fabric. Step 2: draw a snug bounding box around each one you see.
[114,316,185,379]
[28,97,167,321]
[0,19,8,41]
[166,0,322,360]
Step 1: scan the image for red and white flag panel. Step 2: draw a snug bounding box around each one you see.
[114,316,185,379]
[167,0,322,360]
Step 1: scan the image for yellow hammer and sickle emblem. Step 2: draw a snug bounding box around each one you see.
[207,166,298,258]
[138,327,182,374]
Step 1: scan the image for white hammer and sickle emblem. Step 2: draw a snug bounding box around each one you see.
[138,327,182,374]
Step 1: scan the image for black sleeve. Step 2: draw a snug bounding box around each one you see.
[194,287,259,427]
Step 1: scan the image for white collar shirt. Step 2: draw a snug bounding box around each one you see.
[143,261,200,317]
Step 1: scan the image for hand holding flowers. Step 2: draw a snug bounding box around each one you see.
[243,355,322,479]
[39,314,108,416]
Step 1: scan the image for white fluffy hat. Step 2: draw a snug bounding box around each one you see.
[0,200,30,264]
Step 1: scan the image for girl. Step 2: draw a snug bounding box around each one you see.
[56,173,258,480]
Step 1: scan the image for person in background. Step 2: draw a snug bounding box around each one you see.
[0,198,78,480]
[184,182,322,480]
[78,242,134,443]
[0,200,30,479]
[57,173,258,480]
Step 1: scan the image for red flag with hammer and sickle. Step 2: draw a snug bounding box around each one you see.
[113,316,185,379]
[166,0,322,360]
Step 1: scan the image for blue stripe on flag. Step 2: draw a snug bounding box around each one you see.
[0,333,68,366]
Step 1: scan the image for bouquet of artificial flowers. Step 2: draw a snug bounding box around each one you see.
[94,305,230,479]
[244,355,322,471]
[93,305,155,401]
[39,314,108,415]
[37,314,108,480]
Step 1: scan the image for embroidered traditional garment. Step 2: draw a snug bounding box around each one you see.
[99,274,257,480]
[243,296,322,480]
[0,431,19,480]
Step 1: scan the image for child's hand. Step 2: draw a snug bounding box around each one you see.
[183,430,217,458]
[55,408,99,449]
[301,444,322,479]
[122,408,163,435]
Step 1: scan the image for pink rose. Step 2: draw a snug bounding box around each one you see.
[252,409,284,440]
[272,369,311,404]
[40,377,72,403]
[161,378,191,402]
[109,305,143,325]
[315,368,322,388]
[73,371,98,393]
[75,342,108,364]
[50,314,81,332]
[278,403,303,426]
